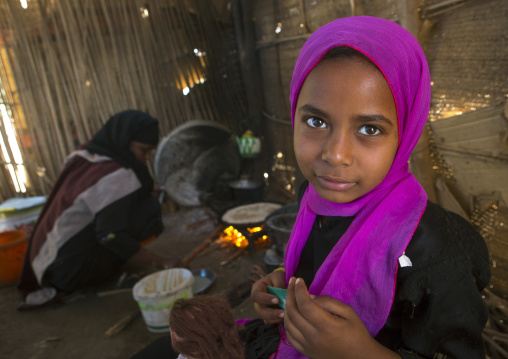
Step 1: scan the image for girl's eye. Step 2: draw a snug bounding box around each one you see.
[359,125,381,136]
[305,117,327,129]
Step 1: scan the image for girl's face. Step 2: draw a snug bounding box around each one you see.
[294,58,399,204]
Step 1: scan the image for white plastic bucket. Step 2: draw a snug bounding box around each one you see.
[132,268,194,333]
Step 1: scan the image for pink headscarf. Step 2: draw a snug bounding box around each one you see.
[280,16,431,356]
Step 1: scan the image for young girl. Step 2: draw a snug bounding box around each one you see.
[250,16,490,358]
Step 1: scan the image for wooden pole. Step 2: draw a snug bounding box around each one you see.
[231,0,262,132]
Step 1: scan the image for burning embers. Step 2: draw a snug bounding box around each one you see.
[220,225,270,249]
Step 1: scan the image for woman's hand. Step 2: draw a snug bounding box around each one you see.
[284,277,401,359]
[251,270,286,323]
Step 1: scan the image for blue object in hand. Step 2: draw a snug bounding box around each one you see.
[267,286,287,309]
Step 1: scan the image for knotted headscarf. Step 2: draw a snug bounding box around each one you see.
[85,110,159,194]
[282,16,431,351]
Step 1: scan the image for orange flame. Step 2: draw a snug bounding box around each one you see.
[220,225,270,248]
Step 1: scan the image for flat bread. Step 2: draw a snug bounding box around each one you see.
[222,202,282,225]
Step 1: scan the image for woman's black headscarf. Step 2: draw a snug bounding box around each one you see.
[84,110,159,194]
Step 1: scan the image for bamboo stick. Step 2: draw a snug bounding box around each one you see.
[2,1,59,180]
[483,333,508,358]
[104,309,140,338]
[220,249,244,266]
[182,224,226,266]
[151,0,187,128]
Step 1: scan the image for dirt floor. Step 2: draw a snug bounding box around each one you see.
[0,206,274,359]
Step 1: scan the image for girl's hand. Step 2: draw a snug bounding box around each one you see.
[251,270,286,323]
[284,277,400,359]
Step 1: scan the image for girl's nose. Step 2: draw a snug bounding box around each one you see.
[321,133,353,166]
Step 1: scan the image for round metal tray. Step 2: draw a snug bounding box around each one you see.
[191,268,216,295]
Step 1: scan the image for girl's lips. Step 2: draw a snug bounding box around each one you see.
[317,175,356,191]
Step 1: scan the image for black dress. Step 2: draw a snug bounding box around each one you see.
[244,200,491,359]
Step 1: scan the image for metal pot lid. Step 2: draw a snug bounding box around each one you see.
[154,120,241,207]
[229,178,264,189]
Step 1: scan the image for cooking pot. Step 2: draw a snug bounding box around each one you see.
[228,179,264,202]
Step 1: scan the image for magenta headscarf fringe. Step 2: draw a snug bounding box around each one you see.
[280,16,430,357]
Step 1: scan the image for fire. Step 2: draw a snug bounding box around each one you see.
[220,225,270,248]
[248,226,271,247]
[221,226,248,248]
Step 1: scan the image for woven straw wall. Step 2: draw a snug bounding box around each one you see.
[420,0,508,299]
[421,0,508,120]
[0,0,246,200]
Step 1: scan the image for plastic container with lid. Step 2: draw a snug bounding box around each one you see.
[0,196,46,236]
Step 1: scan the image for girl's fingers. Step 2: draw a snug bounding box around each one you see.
[251,272,289,323]
[255,305,285,322]
[293,277,315,310]
[285,327,306,354]
[252,291,284,322]
[284,278,307,346]
[292,278,335,329]
[251,280,280,306]
[251,291,280,306]
[284,277,317,346]
[252,281,285,322]
[312,295,350,319]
